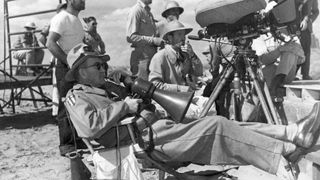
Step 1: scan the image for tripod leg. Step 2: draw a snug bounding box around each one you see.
[200,64,233,118]
[246,62,275,124]
[263,81,282,125]
[257,65,283,125]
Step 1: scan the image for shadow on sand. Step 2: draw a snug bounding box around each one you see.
[0,109,56,130]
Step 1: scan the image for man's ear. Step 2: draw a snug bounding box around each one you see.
[78,68,87,79]
[166,35,173,44]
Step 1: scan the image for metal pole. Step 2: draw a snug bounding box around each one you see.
[8,9,56,19]
[4,0,16,113]
[200,64,234,118]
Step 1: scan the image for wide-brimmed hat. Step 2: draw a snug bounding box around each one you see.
[65,43,110,82]
[24,22,37,29]
[161,20,193,40]
[161,1,184,18]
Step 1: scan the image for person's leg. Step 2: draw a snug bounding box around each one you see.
[35,49,44,64]
[26,50,35,65]
[137,59,150,80]
[299,30,312,79]
[150,117,287,174]
[13,50,28,75]
[130,49,139,77]
[238,121,291,142]
[32,49,45,73]
[55,62,77,156]
[25,50,35,73]
[270,51,298,96]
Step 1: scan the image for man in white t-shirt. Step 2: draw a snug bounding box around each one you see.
[46,0,86,158]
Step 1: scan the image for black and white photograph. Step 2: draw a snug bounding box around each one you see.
[1,0,320,180]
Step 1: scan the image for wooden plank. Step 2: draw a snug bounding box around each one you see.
[284,80,320,90]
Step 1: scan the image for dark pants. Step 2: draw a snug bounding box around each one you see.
[299,30,311,77]
[55,61,77,156]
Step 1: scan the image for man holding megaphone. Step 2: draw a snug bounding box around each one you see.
[64,43,320,180]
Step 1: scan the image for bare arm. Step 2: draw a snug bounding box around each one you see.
[99,39,106,54]
[46,31,67,65]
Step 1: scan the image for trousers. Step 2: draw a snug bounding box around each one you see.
[260,42,305,86]
[55,61,77,155]
[97,116,288,175]
[130,47,156,80]
[299,30,311,77]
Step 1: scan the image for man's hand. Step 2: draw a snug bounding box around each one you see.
[300,18,308,31]
[153,37,165,47]
[181,41,195,57]
[186,74,197,91]
[124,97,143,113]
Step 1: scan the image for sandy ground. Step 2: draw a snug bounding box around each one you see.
[0,49,319,180]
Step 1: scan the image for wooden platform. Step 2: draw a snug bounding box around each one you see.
[0,74,52,90]
[283,80,320,180]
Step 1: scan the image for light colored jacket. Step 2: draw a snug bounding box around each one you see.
[149,45,203,92]
[64,84,129,139]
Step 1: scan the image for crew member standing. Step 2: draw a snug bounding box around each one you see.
[298,0,319,80]
[46,0,85,157]
[126,0,164,80]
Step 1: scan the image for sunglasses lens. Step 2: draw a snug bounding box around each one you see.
[96,62,108,70]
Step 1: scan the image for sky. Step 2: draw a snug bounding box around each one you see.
[0,0,319,69]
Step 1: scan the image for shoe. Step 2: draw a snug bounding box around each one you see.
[302,75,313,80]
[293,102,320,148]
[293,77,300,81]
[276,156,295,180]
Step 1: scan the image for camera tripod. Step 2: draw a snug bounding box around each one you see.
[200,41,299,178]
[200,42,284,125]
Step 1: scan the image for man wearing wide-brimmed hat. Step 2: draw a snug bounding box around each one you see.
[156,1,184,40]
[13,22,44,75]
[64,44,320,180]
[149,20,203,92]
[162,1,184,21]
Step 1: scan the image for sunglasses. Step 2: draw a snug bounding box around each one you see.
[81,62,108,71]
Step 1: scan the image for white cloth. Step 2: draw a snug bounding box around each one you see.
[92,145,144,180]
[49,10,85,54]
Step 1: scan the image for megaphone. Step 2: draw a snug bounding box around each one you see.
[131,78,194,122]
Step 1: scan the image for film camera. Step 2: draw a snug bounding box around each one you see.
[195,0,300,45]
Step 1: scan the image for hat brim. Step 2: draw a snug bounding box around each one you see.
[162,27,193,39]
[65,54,110,82]
[162,7,184,18]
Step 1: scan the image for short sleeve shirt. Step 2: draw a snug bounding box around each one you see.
[49,10,85,54]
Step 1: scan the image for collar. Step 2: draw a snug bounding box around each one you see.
[165,45,180,64]
[73,84,106,96]
[137,0,150,11]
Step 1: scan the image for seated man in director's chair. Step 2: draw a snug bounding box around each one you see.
[64,43,320,180]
